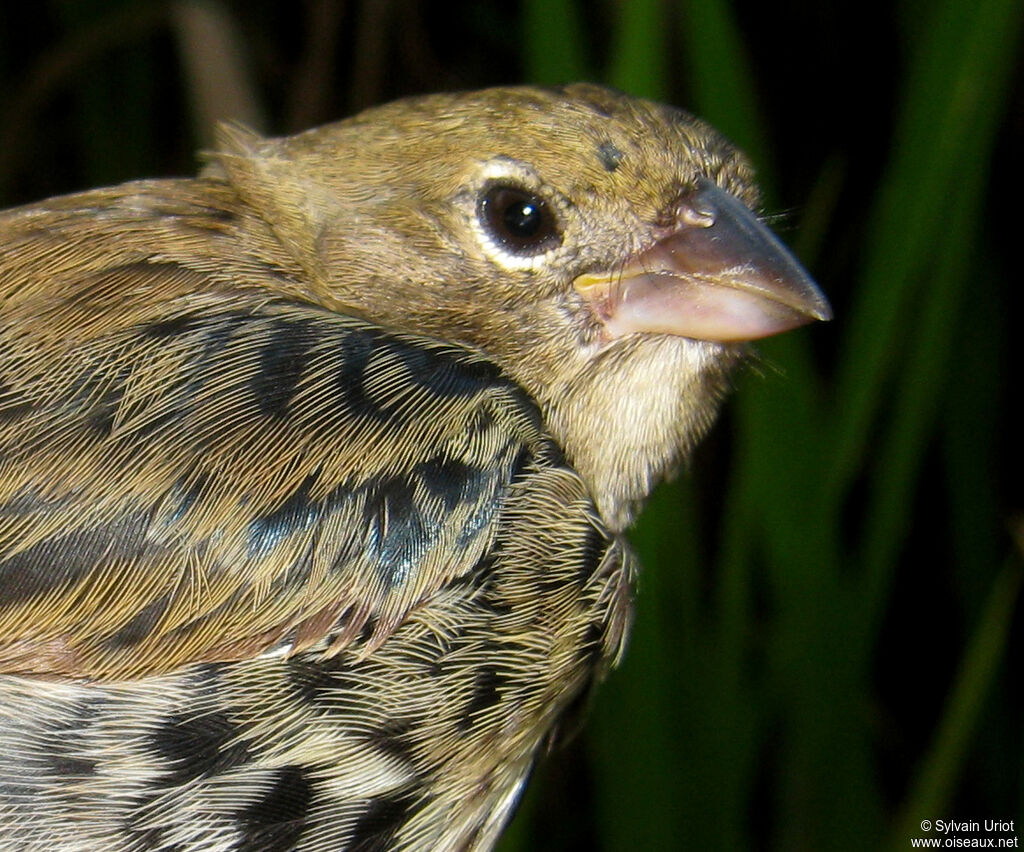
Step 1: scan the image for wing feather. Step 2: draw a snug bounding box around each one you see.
[0,258,551,679]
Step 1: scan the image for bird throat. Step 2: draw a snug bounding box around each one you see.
[540,334,739,532]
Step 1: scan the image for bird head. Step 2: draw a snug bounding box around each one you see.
[211,83,830,529]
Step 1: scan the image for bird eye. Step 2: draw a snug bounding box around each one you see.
[478,183,561,255]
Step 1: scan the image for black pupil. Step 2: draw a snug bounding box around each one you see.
[503,197,541,237]
[480,184,559,254]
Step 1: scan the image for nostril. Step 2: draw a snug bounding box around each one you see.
[677,203,715,228]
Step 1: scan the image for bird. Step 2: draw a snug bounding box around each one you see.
[0,83,829,851]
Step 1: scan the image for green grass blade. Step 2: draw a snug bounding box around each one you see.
[851,0,1022,636]
[890,562,1023,848]
[826,0,1024,508]
[856,165,987,634]
[677,0,770,181]
[607,0,668,100]
[522,0,591,84]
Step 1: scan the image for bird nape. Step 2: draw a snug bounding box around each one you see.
[0,83,829,851]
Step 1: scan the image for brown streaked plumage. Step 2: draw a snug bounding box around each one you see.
[0,84,828,850]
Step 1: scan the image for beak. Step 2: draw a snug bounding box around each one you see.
[573,178,832,342]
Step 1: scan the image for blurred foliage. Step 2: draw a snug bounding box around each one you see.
[1,1,1020,849]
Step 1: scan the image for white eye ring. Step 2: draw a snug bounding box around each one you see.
[478,183,560,257]
[467,159,565,272]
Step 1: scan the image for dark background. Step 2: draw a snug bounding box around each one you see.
[1,1,1020,849]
